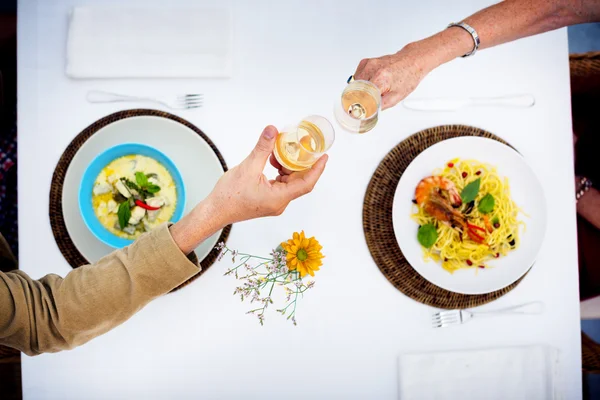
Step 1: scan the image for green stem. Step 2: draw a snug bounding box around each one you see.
[228,254,253,271]
[235,252,273,261]
[278,300,296,312]
[256,271,290,290]
[290,285,300,319]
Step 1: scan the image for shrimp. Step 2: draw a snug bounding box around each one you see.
[414,176,487,245]
[415,176,462,208]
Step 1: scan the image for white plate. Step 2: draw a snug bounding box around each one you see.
[392,137,547,295]
[62,115,225,264]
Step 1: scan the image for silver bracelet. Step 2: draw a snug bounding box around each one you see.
[576,176,593,202]
[447,22,480,57]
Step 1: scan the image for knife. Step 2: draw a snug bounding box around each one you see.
[402,93,535,111]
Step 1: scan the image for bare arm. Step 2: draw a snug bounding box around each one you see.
[577,179,600,230]
[466,0,599,49]
[355,0,600,109]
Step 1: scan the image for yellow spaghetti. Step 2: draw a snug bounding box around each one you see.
[411,159,524,273]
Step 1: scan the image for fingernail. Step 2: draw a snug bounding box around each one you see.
[264,127,275,139]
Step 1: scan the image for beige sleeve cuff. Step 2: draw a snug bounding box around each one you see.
[122,222,201,295]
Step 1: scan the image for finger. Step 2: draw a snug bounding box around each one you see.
[353,58,369,80]
[287,154,328,198]
[371,69,393,95]
[370,77,391,96]
[276,174,290,183]
[269,153,282,170]
[248,125,278,169]
[270,154,295,176]
[279,166,294,176]
[381,91,404,110]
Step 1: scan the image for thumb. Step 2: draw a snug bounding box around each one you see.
[248,125,278,169]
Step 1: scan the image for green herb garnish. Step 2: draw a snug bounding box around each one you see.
[135,172,149,187]
[492,216,500,225]
[417,224,438,248]
[478,193,495,214]
[134,172,161,196]
[461,178,481,203]
[122,178,140,192]
[117,201,131,229]
[146,185,161,194]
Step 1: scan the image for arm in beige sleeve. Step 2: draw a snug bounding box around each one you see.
[0,123,327,356]
[0,198,224,356]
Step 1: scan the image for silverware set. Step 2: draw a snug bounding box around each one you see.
[86,90,203,110]
[432,301,544,328]
[85,90,537,113]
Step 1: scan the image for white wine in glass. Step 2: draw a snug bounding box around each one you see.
[334,79,381,134]
[274,116,335,171]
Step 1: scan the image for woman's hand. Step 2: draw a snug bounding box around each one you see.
[353,26,477,110]
[354,44,433,110]
[207,125,328,225]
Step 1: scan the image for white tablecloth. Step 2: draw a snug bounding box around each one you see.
[17,0,582,398]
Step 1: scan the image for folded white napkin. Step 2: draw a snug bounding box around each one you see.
[398,345,561,400]
[66,7,232,78]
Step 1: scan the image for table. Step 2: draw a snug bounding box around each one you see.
[18,0,582,398]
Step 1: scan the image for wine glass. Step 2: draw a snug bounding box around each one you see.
[273,115,335,171]
[334,78,381,134]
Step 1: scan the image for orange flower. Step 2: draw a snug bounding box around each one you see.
[280,231,324,277]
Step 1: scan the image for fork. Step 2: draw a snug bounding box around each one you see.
[432,301,544,328]
[86,90,203,110]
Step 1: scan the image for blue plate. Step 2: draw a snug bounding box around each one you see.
[79,143,186,248]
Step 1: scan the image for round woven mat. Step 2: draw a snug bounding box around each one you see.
[49,109,231,293]
[363,124,527,309]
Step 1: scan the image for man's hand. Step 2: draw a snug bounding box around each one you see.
[208,125,328,225]
[171,125,328,254]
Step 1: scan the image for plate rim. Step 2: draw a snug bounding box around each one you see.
[50,110,230,288]
[392,136,547,295]
[77,142,188,249]
[63,114,223,261]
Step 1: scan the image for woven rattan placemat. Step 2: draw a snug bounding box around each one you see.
[49,109,231,292]
[363,124,527,309]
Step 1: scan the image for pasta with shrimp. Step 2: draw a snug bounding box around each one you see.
[412,159,524,273]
